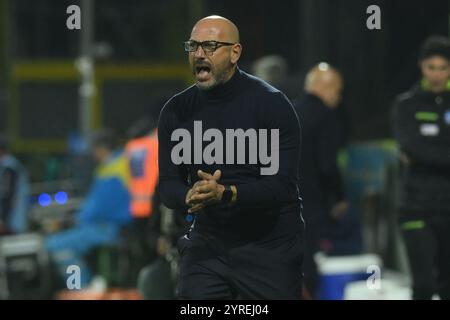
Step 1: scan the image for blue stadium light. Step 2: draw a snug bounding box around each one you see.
[55,191,68,205]
[38,193,52,207]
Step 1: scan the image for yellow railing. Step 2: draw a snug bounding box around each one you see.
[9,61,192,153]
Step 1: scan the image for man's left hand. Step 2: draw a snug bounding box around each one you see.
[187,170,225,213]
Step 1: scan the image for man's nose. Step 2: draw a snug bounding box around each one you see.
[194,45,207,58]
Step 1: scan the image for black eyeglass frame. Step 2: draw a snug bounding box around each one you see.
[183,40,236,54]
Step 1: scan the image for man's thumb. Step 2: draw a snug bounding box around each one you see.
[213,170,222,180]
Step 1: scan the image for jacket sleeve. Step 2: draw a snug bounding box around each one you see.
[236,92,301,207]
[157,98,190,211]
[391,97,450,168]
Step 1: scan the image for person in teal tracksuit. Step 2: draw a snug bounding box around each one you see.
[46,129,132,288]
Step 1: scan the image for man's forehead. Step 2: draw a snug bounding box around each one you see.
[191,25,225,41]
[423,55,450,65]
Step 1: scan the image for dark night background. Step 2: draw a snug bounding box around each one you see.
[0,0,448,144]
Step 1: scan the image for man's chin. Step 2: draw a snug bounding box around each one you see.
[196,79,217,91]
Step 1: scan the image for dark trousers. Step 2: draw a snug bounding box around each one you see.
[176,232,303,299]
[401,216,450,300]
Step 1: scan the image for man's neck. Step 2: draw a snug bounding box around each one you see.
[429,86,447,94]
[200,66,242,102]
[421,78,449,93]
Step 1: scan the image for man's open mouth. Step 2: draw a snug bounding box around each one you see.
[194,65,212,81]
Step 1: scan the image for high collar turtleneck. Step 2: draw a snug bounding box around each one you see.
[198,67,245,102]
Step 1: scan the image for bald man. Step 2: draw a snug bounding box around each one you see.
[294,63,347,297]
[304,63,343,109]
[158,16,304,299]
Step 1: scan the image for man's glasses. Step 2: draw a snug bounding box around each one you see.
[183,40,235,55]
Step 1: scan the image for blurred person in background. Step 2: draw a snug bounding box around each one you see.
[127,113,191,298]
[46,129,132,288]
[123,117,160,269]
[0,134,30,235]
[252,55,288,90]
[392,36,450,300]
[294,63,348,298]
[125,117,159,221]
[252,54,301,101]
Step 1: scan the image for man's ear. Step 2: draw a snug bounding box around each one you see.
[230,43,242,64]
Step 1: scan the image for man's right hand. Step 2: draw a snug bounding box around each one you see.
[185,170,222,213]
[185,187,197,206]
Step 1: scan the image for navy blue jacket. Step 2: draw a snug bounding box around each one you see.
[158,68,303,242]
